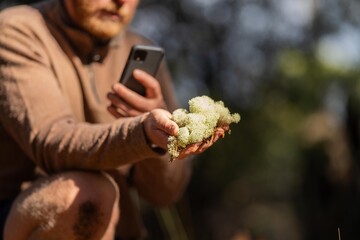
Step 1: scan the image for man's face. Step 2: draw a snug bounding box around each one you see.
[64,0,139,40]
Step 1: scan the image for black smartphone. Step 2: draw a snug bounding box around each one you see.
[119,44,164,96]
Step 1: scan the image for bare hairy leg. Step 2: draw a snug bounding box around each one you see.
[3,171,119,240]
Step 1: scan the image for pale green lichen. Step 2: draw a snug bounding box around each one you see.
[167,95,241,160]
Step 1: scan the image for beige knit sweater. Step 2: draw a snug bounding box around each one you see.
[0,0,190,238]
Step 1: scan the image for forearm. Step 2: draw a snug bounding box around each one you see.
[31,115,163,172]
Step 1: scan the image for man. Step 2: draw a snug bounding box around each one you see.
[0,0,224,239]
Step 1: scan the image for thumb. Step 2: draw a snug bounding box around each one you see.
[155,110,179,136]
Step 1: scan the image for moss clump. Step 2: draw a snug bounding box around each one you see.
[168,95,240,160]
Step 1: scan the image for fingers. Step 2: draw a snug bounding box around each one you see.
[123,70,166,110]
[133,70,162,98]
[221,125,230,132]
[176,139,211,160]
[152,109,178,136]
[111,83,148,112]
[177,143,199,160]
[213,127,226,142]
[143,109,179,149]
[107,92,141,117]
[109,71,166,114]
[197,139,213,152]
[175,126,230,160]
[107,105,123,118]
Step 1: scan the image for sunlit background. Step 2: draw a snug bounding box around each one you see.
[2,0,360,239]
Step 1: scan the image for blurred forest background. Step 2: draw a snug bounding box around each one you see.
[2,0,360,239]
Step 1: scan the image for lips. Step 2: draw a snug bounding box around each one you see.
[99,9,122,21]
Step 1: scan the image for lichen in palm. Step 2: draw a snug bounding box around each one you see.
[168,95,240,160]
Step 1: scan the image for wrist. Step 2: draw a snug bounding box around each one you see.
[143,120,167,155]
[145,134,167,155]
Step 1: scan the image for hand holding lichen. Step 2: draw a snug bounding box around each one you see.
[168,96,240,161]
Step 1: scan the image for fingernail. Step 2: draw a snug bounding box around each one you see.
[112,84,118,92]
[172,125,179,135]
[133,69,141,75]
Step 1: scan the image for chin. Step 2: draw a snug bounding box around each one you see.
[84,21,124,40]
[92,29,121,40]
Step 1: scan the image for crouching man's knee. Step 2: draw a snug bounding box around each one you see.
[4,171,119,240]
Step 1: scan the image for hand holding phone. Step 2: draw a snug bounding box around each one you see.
[119,45,164,96]
[107,44,166,118]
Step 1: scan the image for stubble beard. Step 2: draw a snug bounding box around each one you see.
[82,18,124,40]
[74,2,128,40]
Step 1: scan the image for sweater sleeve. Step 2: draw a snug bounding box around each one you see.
[0,8,162,173]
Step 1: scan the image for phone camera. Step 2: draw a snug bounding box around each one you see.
[133,50,147,62]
